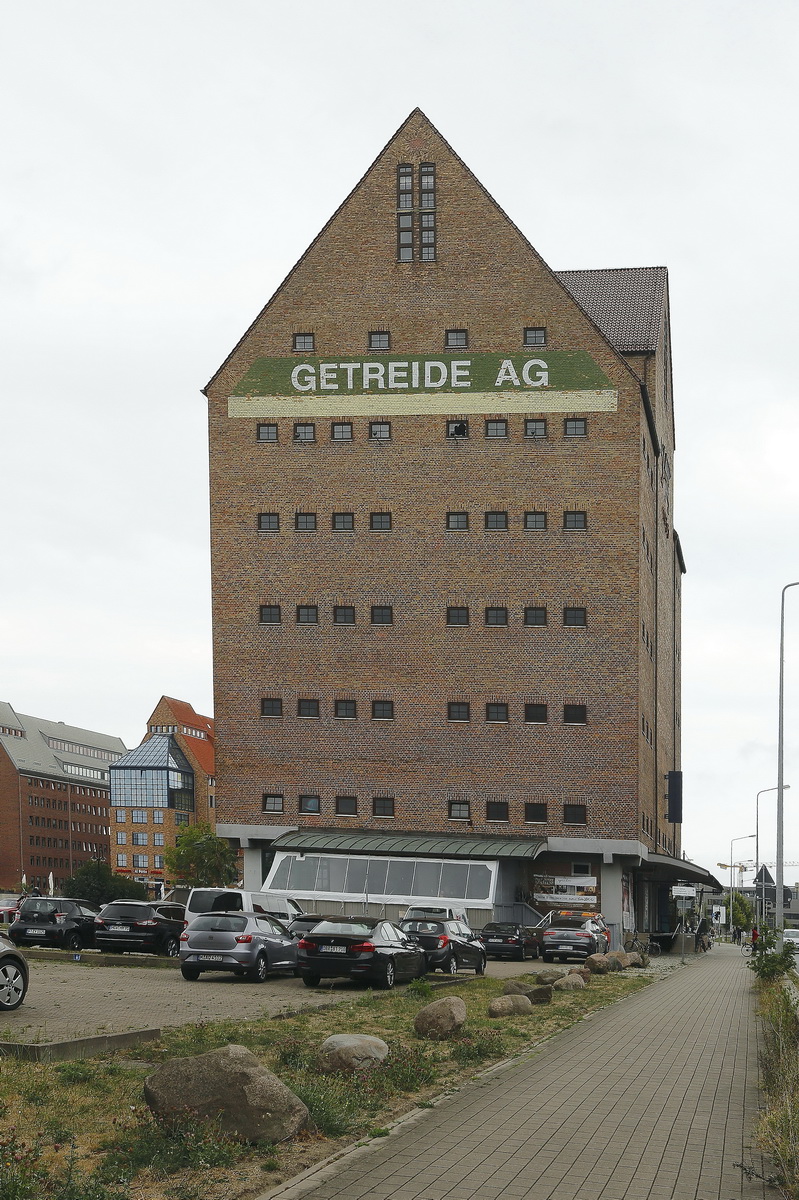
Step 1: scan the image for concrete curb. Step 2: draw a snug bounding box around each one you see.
[0,1027,162,1062]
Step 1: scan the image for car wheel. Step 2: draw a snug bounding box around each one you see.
[162,937,180,958]
[248,953,269,983]
[181,965,201,981]
[0,961,27,1010]
[380,959,396,989]
[531,943,540,960]
[542,954,552,963]
[444,954,458,975]
[302,973,321,988]
[475,954,486,976]
[66,933,82,952]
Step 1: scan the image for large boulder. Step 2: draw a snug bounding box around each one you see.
[144,1044,309,1144]
[607,951,632,969]
[604,954,623,972]
[488,994,533,1017]
[414,996,467,1040]
[568,967,591,984]
[316,1034,389,1073]
[584,954,609,974]
[537,969,566,985]
[503,980,553,1004]
[553,973,586,990]
[626,951,645,968]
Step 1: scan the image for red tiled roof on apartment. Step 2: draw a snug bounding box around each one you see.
[160,697,215,776]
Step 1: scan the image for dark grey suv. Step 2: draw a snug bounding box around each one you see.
[9,897,100,951]
[94,901,186,956]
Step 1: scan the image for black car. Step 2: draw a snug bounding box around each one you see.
[94,901,186,957]
[8,897,100,951]
[538,914,605,962]
[0,935,28,1010]
[480,923,539,961]
[297,916,427,989]
[287,914,335,937]
[398,918,486,974]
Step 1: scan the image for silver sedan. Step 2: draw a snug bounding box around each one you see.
[179,911,298,982]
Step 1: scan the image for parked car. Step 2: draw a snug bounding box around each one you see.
[537,914,606,962]
[184,888,304,925]
[783,929,799,950]
[297,916,427,989]
[398,918,486,974]
[401,905,469,923]
[480,922,539,961]
[94,901,186,956]
[537,910,611,953]
[8,897,100,951]
[0,935,28,1010]
[287,914,334,937]
[179,911,298,982]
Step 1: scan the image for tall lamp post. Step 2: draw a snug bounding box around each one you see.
[777,582,799,947]
[730,834,755,935]
[756,785,790,927]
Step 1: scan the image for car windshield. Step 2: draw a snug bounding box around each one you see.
[20,899,62,916]
[400,921,444,934]
[545,917,586,929]
[481,923,518,934]
[189,915,248,932]
[188,892,243,913]
[101,904,153,919]
[311,921,375,936]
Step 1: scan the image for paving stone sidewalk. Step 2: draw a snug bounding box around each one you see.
[266,944,773,1200]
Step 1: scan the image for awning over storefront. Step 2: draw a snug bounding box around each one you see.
[633,852,722,891]
[269,829,546,860]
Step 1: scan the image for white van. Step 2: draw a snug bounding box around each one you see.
[185,888,304,925]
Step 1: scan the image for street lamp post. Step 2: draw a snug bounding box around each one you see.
[777,582,799,947]
[730,835,755,937]
[756,785,790,927]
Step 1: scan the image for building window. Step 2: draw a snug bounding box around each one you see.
[336,795,358,815]
[373,796,395,817]
[525,419,547,439]
[333,605,355,625]
[565,418,587,437]
[371,605,393,625]
[331,423,353,441]
[524,511,547,531]
[132,832,148,846]
[420,210,436,261]
[486,703,509,723]
[485,607,508,626]
[261,698,283,717]
[332,512,354,531]
[297,699,320,718]
[295,513,317,531]
[369,331,390,350]
[446,420,469,439]
[446,329,468,348]
[420,162,436,208]
[115,810,126,823]
[485,511,508,530]
[449,800,470,820]
[259,605,282,624]
[397,163,413,207]
[446,511,469,530]
[397,211,413,261]
[293,333,314,352]
[296,605,319,624]
[154,833,164,846]
[335,699,357,719]
[299,794,320,814]
[563,511,587,530]
[525,803,548,822]
[294,423,315,443]
[133,855,148,870]
[152,810,163,823]
[564,804,587,825]
[448,702,470,722]
[262,794,284,813]
[176,812,189,826]
[564,607,587,627]
[116,853,127,867]
[132,811,147,824]
[524,606,547,626]
[370,512,392,530]
[154,855,165,869]
[372,700,394,720]
[258,513,280,532]
[486,801,509,821]
[485,420,507,438]
[524,327,546,346]
[524,704,548,723]
[446,606,469,626]
[257,423,278,442]
[573,861,592,876]
[116,831,126,845]
[370,421,391,440]
[564,704,587,724]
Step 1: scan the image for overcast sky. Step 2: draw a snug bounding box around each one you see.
[3,1,798,889]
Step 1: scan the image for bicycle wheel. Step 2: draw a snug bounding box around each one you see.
[741,943,753,956]
[647,940,661,957]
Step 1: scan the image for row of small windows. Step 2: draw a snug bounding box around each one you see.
[258,511,587,532]
[257,417,582,443]
[259,604,587,627]
[261,698,588,724]
[288,328,547,353]
[117,854,165,869]
[116,831,166,846]
[262,792,586,825]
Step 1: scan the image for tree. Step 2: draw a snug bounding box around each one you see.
[723,890,754,931]
[163,823,238,888]
[61,860,148,906]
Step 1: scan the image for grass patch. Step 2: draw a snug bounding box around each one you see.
[755,979,799,1196]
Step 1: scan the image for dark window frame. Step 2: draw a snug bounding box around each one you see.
[368,331,391,350]
[298,794,321,814]
[486,703,509,723]
[484,511,509,530]
[336,795,358,815]
[370,605,394,625]
[563,803,587,825]
[449,800,470,820]
[446,419,469,439]
[525,419,547,439]
[295,512,318,531]
[564,418,587,438]
[371,700,395,721]
[297,699,320,719]
[372,795,395,817]
[369,512,392,531]
[292,333,315,352]
[257,513,280,532]
[257,423,278,442]
[524,703,548,724]
[563,704,588,725]
[333,605,356,625]
[446,606,470,626]
[485,606,509,626]
[564,607,587,627]
[446,511,469,530]
[524,327,546,347]
[293,422,316,443]
[563,511,587,530]
[486,800,509,821]
[524,511,547,531]
[369,421,392,441]
[296,605,319,625]
[262,793,284,814]
[524,606,547,626]
[447,702,471,722]
[260,698,283,718]
[334,699,357,719]
[259,604,282,624]
[331,422,353,441]
[445,329,468,349]
[485,419,508,439]
[525,802,548,822]
[332,512,355,531]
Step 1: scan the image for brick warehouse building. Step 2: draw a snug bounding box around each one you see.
[205,110,719,944]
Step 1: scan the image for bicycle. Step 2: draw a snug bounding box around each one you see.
[628,931,662,957]
[741,941,754,956]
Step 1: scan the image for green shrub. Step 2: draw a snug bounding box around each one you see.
[748,929,798,980]
[290,1074,367,1136]
[98,1108,242,1183]
[405,978,434,1001]
[449,1029,507,1064]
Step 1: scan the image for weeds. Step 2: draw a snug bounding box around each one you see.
[290,1073,372,1136]
[97,1108,242,1183]
[756,980,799,1196]
[0,1130,125,1200]
[405,978,434,1001]
[449,1029,507,1063]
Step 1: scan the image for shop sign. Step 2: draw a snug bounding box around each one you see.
[533,875,598,907]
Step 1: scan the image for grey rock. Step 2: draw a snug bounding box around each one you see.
[317,1034,389,1073]
[553,973,586,990]
[568,967,591,984]
[537,969,566,984]
[413,996,467,1040]
[503,980,553,1004]
[585,954,610,974]
[488,994,533,1017]
[607,950,632,969]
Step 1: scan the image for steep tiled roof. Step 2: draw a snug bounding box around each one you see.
[0,703,127,781]
[556,266,667,354]
[158,697,215,776]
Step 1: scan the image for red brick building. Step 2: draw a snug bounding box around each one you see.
[205,110,718,942]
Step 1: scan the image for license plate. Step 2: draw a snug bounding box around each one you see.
[27,928,46,936]
[109,925,130,932]
[322,945,346,953]
[558,945,573,950]
[487,938,501,942]
[200,954,225,961]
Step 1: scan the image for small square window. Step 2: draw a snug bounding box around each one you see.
[373,796,395,817]
[257,423,278,442]
[446,329,468,348]
[132,810,147,824]
[484,511,508,530]
[296,605,318,624]
[446,606,470,626]
[448,702,470,722]
[525,802,547,822]
[116,831,126,845]
[371,605,393,625]
[372,700,394,720]
[565,418,587,437]
[370,421,391,441]
[259,604,282,624]
[563,511,587,530]
[152,811,163,823]
[295,512,317,531]
[370,512,392,530]
[297,699,320,718]
[524,327,546,346]
[564,803,587,825]
[261,698,283,717]
[293,333,315,352]
[525,419,547,439]
[369,331,390,350]
[332,423,353,441]
[524,703,548,723]
[449,800,470,820]
[524,606,547,626]
[133,854,148,870]
[294,423,316,443]
[116,853,127,867]
[258,513,280,531]
[154,833,164,846]
[564,704,587,725]
[486,703,509,723]
[524,511,547,531]
[485,607,508,626]
[299,794,320,814]
[332,512,354,531]
[446,420,469,439]
[133,832,148,846]
[572,861,592,876]
[115,810,126,822]
[446,512,469,530]
[564,607,587,627]
[335,699,357,719]
[485,420,507,438]
[486,800,509,821]
[336,795,358,815]
[333,606,355,625]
